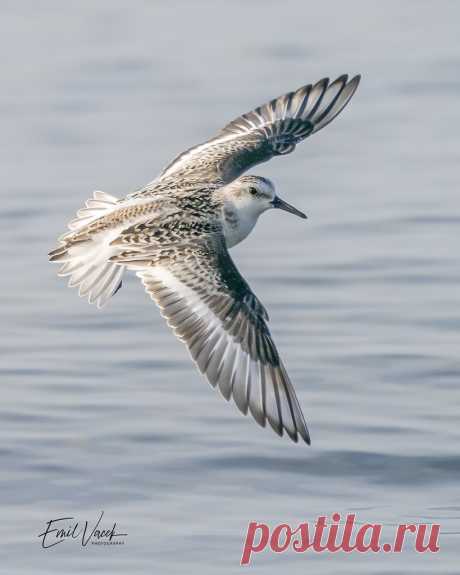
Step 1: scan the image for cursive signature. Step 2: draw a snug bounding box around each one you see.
[38,511,127,549]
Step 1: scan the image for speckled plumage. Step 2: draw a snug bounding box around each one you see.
[49,74,361,444]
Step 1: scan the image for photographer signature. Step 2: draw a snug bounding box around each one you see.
[38,511,127,548]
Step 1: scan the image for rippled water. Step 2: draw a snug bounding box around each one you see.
[1,1,459,573]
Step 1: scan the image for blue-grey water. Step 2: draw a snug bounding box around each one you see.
[1,1,459,573]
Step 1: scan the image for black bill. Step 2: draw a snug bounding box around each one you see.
[272,196,307,219]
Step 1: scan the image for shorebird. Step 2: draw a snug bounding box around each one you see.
[49,74,360,444]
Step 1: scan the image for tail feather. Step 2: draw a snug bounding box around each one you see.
[60,190,119,239]
[49,190,125,308]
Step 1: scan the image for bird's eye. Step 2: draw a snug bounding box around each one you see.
[249,187,258,196]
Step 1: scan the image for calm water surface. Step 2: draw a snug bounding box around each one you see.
[1,1,459,573]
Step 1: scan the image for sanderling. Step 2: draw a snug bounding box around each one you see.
[49,74,361,444]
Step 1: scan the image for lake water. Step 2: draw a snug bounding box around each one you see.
[1,1,459,573]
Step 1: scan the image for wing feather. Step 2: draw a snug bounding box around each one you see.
[147,74,360,188]
[133,236,310,444]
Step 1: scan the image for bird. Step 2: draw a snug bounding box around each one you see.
[49,74,361,445]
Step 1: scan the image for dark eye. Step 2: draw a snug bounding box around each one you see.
[249,187,258,196]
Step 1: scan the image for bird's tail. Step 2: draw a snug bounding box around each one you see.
[48,190,125,308]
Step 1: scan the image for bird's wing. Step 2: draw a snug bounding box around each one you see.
[116,234,310,444]
[152,74,360,188]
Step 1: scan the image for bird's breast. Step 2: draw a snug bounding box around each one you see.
[221,205,256,248]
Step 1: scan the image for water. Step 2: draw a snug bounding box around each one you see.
[1,1,459,572]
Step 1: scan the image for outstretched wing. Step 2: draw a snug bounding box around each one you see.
[155,74,360,187]
[117,235,310,444]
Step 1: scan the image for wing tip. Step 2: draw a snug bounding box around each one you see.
[348,73,362,93]
[301,427,312,446]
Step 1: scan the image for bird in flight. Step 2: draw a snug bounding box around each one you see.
[49,74,360,444]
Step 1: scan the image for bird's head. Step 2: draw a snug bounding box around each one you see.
[225,175,307,220]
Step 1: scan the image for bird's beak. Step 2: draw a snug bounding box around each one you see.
[272,196,307,219]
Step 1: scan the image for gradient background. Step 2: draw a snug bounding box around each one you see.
[1,1,459,573]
